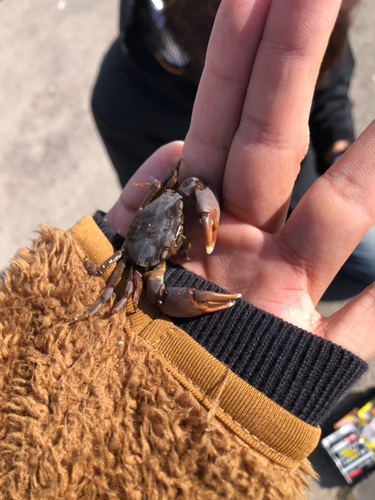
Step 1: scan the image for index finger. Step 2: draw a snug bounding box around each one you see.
[182,0,271,185]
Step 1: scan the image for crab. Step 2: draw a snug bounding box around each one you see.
[72,163,241,322]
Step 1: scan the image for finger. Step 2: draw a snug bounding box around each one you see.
[223,0,342,232]
[278,120,375,304]
[104,141,184,236]
[182,0,272,188]
[316,283,375,361]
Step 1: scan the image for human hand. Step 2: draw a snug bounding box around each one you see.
[105,0,375,361]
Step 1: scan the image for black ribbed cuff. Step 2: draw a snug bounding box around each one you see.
[93,211,367,426]
[164,263,367,426]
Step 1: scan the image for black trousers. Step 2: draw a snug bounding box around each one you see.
[92,38,319,199]
[91,38,197,187]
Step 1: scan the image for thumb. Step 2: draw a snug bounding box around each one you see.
[104,141,184,236]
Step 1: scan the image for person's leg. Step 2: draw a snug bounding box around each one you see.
[91,38,197,187]
[290,147,375,286]
[289,147,318,212]
[340,225,375,286]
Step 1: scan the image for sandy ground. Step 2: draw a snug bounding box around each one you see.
[0,0,121,268]
[1,1,375,498]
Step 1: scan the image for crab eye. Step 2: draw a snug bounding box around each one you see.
[160,249,169,260]
[181,178,193,187]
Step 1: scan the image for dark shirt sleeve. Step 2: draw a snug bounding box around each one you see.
[310,41,355,175]
[120,0,158,56]
[93,211,367,427]
[119,0,135,34]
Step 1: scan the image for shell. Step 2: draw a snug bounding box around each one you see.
[125,191,184,267]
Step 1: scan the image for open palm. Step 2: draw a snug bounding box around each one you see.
[105,0,375,361]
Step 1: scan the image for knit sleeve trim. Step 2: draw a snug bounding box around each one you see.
[68,215,322,469]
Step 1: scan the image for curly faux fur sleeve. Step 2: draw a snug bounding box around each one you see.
[0,220,365,499]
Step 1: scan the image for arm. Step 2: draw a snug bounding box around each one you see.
[0,212,363,498]
[93,210,366,432]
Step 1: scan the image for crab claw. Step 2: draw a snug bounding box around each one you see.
[200,213,216,255]
[178,177,221,254]
[144,262,241,318]
[195,186,220,254]
[158,287,241,318]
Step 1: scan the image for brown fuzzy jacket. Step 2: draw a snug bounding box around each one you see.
[0,215,367,499]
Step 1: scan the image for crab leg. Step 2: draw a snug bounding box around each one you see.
[178,178,220,254]
[107,267,143,316]
[108,266,134,316]
[84,247,125,276]
[132,270,143,311]
[134,180,163,209]
[134,163,180,209]
[70,260,126,322]
[143,262,241,318]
